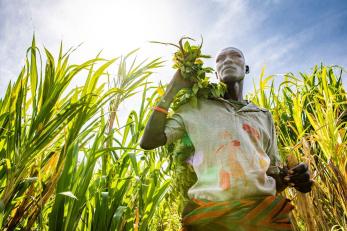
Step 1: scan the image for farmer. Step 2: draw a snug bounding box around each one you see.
[140,47,313,230]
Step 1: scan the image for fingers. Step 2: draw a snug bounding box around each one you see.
[288,163,308,174]
[285,171,310,184]
[294,180,314,193]
[283,163,313,193]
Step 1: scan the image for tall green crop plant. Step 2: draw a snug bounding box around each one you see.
[48,56,120,230]
[250,65,347,231]
[0,37,164,230]
[83,72,172,230]
[0,37,112,230]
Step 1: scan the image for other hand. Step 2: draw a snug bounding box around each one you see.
[283,163,313,193]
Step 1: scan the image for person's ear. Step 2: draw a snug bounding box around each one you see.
[245,65,250,74]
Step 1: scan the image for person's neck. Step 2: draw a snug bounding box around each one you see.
[223,81,244,102]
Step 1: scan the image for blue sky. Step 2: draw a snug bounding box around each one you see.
[0,0,346,97]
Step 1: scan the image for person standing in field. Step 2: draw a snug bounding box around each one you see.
[140,47,313,231]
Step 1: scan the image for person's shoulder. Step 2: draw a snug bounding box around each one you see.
[199,97,219,104]
[198,97,226,110]
[173,99,201,114]
[248,103,269,113]
[205,96,228,105]
[177,96,246,114]
[176,97,217,110]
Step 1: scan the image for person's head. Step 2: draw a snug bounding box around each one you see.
[215,47,249,83]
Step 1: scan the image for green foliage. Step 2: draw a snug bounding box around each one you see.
[167,132,197,204]
[0,37,346,231]
[249,65,347,231]
[151,37,227,110]
[0,37,170,230]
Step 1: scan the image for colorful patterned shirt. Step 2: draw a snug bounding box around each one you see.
[164,98,282,201]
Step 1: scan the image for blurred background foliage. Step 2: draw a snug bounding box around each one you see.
[0,39,345,230]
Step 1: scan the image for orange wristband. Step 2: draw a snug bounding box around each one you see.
[152,106,168,115]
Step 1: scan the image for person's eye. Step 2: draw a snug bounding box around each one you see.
[217,55,224,62]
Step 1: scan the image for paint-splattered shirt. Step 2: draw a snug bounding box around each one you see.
[164,97,282,201]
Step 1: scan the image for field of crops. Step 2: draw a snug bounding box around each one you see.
[0,39,346,230]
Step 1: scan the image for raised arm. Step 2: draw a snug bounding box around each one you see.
[140,70,193,150]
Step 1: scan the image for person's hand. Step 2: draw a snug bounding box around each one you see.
[168,70,194,91]
[284,163,313,193]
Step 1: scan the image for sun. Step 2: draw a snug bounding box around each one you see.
[52,0,177,56]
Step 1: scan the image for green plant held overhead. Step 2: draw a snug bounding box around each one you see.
[151,37,227,110]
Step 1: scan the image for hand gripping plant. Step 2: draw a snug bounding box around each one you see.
[152,36,227,110]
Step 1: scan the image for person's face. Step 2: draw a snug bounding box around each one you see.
[215,48,246,83]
